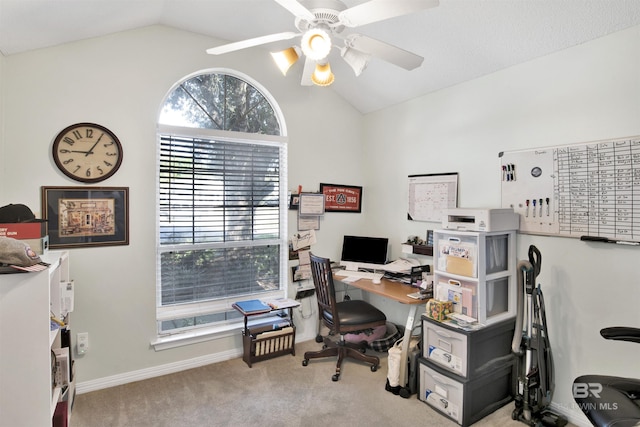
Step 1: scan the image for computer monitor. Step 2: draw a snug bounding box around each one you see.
[340,235,389,271]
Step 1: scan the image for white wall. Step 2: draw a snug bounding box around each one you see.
[0,53,4,185]
[363,25,640,422]
[1,21,639,425]
[0,25,366,385]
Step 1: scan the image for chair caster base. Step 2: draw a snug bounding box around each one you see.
[332,373,340,381]
[302,359,308,366]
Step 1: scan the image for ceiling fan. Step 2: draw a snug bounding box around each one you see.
[206,0,439,86]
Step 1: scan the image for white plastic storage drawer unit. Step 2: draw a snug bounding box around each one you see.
[419,358,515,427]
[422,316,515,378]
[434,229,516,326]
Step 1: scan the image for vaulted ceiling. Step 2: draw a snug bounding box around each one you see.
[1,0,639,113]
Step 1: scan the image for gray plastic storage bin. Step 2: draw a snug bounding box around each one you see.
[418,357,515,426]
[422,316,516,378]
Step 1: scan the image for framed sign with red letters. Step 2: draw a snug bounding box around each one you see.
[319,183,362,213]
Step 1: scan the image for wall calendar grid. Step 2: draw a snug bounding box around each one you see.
[500,135,640,240]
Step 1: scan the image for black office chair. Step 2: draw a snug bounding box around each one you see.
[573,327,640,427]
[302,253,387,381]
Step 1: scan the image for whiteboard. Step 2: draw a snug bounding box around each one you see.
[408,173,458,222]
[500,135,640,239]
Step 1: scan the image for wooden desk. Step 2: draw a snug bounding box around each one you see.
[343,277,421,304]
[334,275,425,396]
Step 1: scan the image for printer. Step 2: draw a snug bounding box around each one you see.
[442,208,519,232]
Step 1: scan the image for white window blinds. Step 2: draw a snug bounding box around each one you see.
[158,134,284,307]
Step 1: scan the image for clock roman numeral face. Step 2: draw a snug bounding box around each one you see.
[52,123,123,183]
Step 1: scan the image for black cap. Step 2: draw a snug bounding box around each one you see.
[0,204,37,223]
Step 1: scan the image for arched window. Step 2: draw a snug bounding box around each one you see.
[155,70,287,344]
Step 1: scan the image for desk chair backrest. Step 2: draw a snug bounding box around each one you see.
[310,253,386,335]
[305,253,386,381]
[573,326,640,427]
[309,253,341,332]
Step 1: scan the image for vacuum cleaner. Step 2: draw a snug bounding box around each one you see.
[511,245,567,427]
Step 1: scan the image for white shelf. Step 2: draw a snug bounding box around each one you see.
[50,327,61,347]
[0,250,72,427]
[51,387,62,417]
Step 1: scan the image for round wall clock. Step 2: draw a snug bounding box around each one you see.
[52,122,123,183]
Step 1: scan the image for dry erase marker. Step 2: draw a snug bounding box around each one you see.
[546,198,550,216]
[580,236,640,246]
[532,199,536,218]
[539,198,543,217]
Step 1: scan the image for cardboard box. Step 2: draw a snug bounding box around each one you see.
[0,222,46,239]
[426,299,453,321]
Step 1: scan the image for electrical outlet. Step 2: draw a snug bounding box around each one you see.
[77,332,89,355]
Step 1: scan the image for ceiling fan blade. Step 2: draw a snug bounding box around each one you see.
[206,32,299,55]
[345,34,424,70]
[338,0,439,28]
[300,57,315,86]
[273,0,316,21]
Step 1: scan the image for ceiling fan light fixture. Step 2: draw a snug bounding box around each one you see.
[271,46,300,75]
[301,28,332,61]
[311,62,335,86]
[340,47,370,76]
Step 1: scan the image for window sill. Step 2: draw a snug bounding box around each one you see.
[150,322,241,351]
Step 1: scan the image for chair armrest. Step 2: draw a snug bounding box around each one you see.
[600,327,640,343]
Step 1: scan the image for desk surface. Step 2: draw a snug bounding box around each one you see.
[333,274,424,305]
[334,273,423,390]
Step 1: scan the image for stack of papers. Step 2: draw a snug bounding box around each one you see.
[382,258,417,274]
[261,298,300,309]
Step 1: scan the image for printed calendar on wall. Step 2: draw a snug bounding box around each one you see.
[408,172,458,222]
[500,135,640,240]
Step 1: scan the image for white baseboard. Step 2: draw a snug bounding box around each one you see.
[75,348,242,394]
[76,333,319,395]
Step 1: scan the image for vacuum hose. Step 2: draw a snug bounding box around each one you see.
[512,245,541,354]
[511,259,533,354]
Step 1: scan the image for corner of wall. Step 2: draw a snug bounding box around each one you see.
[0,53,5,202]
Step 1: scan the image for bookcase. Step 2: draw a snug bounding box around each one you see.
[0,251,74,426]
[233,300,298,368]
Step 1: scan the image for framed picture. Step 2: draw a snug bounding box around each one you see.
[298,213,320,231]
[289,193,300,210]
[298,193,325,216]
[41,186,129,249]
[319,183,362,213]
[407,173,458,221]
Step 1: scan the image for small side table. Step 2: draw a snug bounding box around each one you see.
[233,298,300,367]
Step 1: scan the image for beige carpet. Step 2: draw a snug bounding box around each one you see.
[72,339,531,427]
